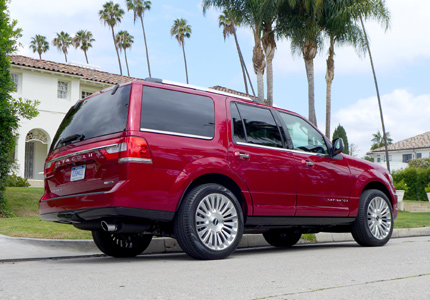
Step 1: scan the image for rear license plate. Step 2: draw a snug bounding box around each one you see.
[71,165,86,181]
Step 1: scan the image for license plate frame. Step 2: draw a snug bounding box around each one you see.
[71,165,86,182]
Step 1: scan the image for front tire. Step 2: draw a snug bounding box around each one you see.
[263,230,302,247]
[174,183,244,260]
[351,189,393,247]
[92,231,153,258]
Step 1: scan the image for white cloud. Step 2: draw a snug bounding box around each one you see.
[333,89,430,157]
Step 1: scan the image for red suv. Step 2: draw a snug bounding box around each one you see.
[40,79,398,260]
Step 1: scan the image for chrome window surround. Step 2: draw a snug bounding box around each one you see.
[236,142,323,156]
[141,128,213,140]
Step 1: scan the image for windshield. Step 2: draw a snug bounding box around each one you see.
[50,85,131,151]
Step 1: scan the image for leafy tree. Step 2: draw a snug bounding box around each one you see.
[52,31,72,62]
[371,130,392,150]
[29,34,49,59]
[115,30,134,76]
[126,0,152,77]
[171,18,192,84]
[72,30,95,64]
[1,0,39,216]
[99,1,125,75]
[332,124,349,154]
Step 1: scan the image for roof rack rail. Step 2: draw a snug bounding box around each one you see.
[144,77,258,103]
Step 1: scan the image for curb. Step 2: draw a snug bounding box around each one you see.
[1,228,429,261]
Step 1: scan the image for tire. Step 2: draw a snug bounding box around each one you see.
[263,230,302,247]
[174,183,244,260]
[351,189,393,247]
[92,231,153,258]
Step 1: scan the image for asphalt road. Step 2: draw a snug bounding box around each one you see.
[1,236,429,300]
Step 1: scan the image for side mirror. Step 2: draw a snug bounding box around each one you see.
[332,138,344,157]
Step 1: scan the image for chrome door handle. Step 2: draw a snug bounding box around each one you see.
[302,159,314,167]
[235,151,250,160]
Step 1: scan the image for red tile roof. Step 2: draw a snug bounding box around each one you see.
[371,132,430,152]
[10,55,141,85]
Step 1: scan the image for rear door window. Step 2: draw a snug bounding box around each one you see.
[51,85,131,151]
[234,103,283,148]
[140,86,215,139]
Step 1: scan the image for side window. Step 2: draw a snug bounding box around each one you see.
[141,87,215,139]
[230,103,246,143]
[236,103,283,148]
[279,112,328,155]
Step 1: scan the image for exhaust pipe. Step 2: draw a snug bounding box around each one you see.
[101,220,150,233]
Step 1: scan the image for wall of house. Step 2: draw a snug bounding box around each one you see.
[10,65,109,181]
[370,149,430,172]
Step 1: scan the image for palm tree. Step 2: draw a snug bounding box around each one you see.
[126,0,152,77]
[72,30,96,64]
[29,34,49,59]
[116,30,134,76]
[99,1,125,75]
[202,2,255,96]
[278,0,324,126]
[371,130,392,150]
[322,0,389,138]
[52,31,72,62]
[171,18,192,84]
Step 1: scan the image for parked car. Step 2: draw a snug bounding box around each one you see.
[40,79,398,260]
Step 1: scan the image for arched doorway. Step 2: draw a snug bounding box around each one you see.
[25,129,49,180]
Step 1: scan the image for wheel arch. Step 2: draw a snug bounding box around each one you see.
[176,173,251,217]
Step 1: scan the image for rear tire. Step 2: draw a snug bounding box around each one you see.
[351,189,393,247]
[174,183,244,260]
[263,230,302,247]
[92,231,153,258]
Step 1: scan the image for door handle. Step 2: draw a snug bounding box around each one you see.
[234,151,250,160]
[301,159,314,167]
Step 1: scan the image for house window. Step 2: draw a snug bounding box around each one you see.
[377,157,381,163]
[417,153,422,159]
[57,81,69,99]
[81,91,92,99]
[402,154,412,163]
[383,155,392,162]
[11,73,19,92]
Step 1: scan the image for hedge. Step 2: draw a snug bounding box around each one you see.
[392,167,430,201]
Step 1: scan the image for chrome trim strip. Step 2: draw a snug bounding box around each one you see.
[119,157,153,164]
[140,128,213,140]
[236,142,323,156]
[47,144,118,164]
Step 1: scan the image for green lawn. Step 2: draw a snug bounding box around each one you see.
[1,187,429,240]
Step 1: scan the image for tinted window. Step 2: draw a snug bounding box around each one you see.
[279,112,328,154]
[230,103,246,143]
[51,85,131,151]
[236,103,283,148]
[141,87,215,138]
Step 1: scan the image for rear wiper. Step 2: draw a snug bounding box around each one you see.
[58,134,85,147]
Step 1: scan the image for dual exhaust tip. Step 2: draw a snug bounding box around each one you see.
[101,220,150,233]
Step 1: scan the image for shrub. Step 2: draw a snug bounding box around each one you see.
[392,167,430,201]
[425,183,430,194]
[408,158,430,169]
[393,179,408,191]
[5,174,30,187]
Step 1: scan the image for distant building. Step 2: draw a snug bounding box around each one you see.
[9,55,138,185]
[367,132,430,171]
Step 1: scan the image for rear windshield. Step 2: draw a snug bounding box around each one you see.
[50,85,131,151]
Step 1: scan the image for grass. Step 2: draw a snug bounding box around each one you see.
[1,187,430,240]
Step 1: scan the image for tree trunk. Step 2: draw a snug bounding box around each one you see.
[140,17,151,78]
[325,36,335,138]
[124,48,130,77]
[252,42,265,103]
[64,52,68,63]
[262,26,276,106]
[84,50,89,64]
[304,58,317,126]
[111,26,122,75]
[38,52,41,59]
[266,53,274,106]
[182,42,189,84]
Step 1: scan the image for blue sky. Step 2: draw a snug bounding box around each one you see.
[9,0,430,157]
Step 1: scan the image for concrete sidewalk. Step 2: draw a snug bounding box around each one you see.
[1,228,430,262]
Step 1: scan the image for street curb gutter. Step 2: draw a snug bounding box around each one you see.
[1,227,429,261]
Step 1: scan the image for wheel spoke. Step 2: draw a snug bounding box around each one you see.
[366,196,392,240]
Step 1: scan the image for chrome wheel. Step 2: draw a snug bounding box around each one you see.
[367,196,392,240]
[195,193,239,251]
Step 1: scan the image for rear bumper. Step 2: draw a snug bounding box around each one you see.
[40,206,175,224]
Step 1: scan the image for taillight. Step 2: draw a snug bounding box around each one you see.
[100,143,127,160]
[44,160,55,174]
[119,137,152,163]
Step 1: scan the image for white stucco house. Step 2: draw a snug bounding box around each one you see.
[367,132,430,171]
[9,55,138,185]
